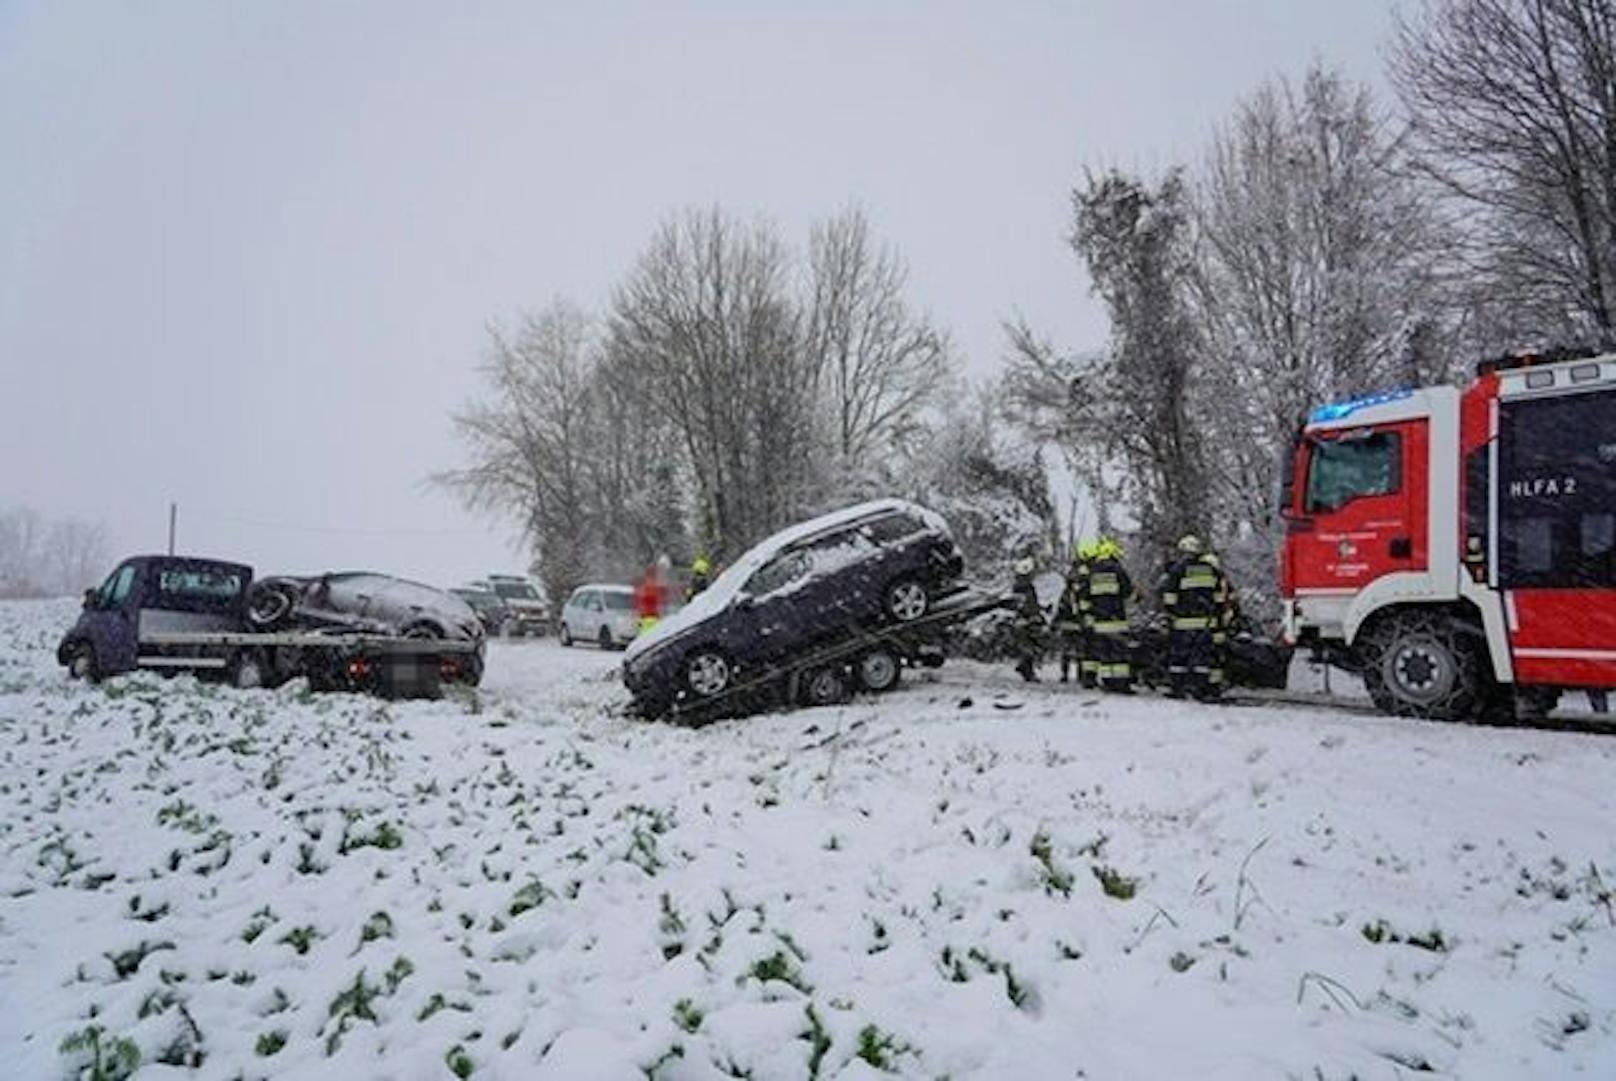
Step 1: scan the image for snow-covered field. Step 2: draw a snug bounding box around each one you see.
[2,599,1614,1080]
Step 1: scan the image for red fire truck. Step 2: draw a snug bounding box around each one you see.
[1281,349,1616,720]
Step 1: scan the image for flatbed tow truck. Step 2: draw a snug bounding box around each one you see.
[57,555,479,699]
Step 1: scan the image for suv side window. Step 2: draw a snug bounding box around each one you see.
[862,512,923,544]
[746,550,810,596]
[1305,431,1401,513]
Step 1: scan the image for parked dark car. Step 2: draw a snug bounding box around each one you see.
[248,572,486,645]
[622,498,965,715]
[451,586,512,636]
[485,574,551,636]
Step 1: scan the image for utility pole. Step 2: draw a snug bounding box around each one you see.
[168,502,177,556]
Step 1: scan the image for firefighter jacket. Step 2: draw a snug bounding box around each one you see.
[1054,559,1088,634]
[1159,555,1234,634]
[1079,556,1132,636]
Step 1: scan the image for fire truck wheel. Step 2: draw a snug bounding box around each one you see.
[1362,611,1486,722]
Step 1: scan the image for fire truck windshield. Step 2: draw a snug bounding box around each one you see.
[1304,432,1401,513]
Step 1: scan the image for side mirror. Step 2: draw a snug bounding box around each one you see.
[82,589,96,610]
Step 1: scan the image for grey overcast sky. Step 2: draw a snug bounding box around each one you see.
[0,0,1396,588]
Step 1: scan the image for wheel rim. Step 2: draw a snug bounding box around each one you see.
[807,670,842,703]
[249,589,291,626]
[888,581,928,621]
[560,623,570,644]
[70,648,92,680]
[687,653,730,697]
[860,651,898,690]
[1387,636,1455,705]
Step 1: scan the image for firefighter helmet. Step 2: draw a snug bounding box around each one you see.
[1177,534,1204,554]
[691,556,712,576]
[1014,557,1035,577]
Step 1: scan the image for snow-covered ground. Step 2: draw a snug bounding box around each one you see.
[2,598,1614,1080]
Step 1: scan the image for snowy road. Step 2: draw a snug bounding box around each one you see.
[2,599,1614,1079]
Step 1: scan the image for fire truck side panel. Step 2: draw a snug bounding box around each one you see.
[1492,368,1616,687]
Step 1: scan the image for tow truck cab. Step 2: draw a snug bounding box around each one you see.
[1280,351,1616,719]
[58,556,252,680]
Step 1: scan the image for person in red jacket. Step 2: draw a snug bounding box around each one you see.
[634,555,671,635]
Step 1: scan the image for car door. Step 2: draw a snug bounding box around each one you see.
[85,561,142,674]
[1286,421,1428,594]
[801,526,883,629]
[728,547,814,664]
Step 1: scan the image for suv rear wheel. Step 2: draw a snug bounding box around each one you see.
[883,578,930,622]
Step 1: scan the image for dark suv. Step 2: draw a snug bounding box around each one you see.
[622,498,964,715]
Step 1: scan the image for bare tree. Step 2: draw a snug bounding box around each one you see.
[607,207,821,559]
[1392,0,1616,346]
[1192,64,1454,604]
[0,507,109,597]
[438,300,600,606]
[804,207,953,473]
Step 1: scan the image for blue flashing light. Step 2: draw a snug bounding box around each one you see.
[1308,388,1414,425]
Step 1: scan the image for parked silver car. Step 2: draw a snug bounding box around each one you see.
[557,584,638,649]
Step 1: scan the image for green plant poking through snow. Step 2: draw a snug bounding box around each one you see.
[1030,829,1074,897]
[59,1024,141,1081]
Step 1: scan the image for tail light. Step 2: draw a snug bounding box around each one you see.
[347,658,371,679]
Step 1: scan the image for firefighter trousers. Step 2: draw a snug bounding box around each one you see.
[1088,622,1133,691]
[1166,628,1225,700]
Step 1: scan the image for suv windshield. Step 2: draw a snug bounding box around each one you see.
[492,581,539,601]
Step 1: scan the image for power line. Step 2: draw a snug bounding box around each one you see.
[185,507,501,538]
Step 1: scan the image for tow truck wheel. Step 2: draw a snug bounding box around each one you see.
[883,578,930,622]
[684,650,732,698]
[1362,611,1486,722]
[856,648,901,693]
[801,666,849,707]
[232,650,266,690]
[68,641,99,683]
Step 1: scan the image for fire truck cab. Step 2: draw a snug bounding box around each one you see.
[1281,350,1616,720]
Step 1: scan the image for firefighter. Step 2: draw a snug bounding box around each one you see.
[1159,534,1235,701]
[1085,537,1136,693]
[1054,541,1093,685]
[687,556,712,600]
[1010,557,1045,682]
